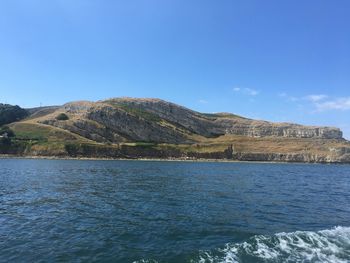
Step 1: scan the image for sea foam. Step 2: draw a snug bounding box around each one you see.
[196,226,350,263]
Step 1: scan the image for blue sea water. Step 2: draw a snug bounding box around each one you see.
[0,159,350,262]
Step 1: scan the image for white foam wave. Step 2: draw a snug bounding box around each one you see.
[133,260,158,263]
[196,226,350,263]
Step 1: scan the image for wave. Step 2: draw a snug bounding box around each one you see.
[196,226,350,263]
[133,227,350,263]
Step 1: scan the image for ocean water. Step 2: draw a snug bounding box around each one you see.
[0,159,350,263]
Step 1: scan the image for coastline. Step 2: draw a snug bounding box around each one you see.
[0,154,344,165]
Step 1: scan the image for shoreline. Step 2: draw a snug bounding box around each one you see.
[0,154,346,165]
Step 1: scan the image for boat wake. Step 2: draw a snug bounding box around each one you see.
[134,226,350,263]
[196,226,350,263]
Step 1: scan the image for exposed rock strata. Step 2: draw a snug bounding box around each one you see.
[39,98,343,143]
[103,98,343,140]
[4,97,348,163]
[216,118,342,139]
[105,98,224,137]
[17,143,349,163]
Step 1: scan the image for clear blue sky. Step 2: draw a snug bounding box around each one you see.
[1,0,350,138]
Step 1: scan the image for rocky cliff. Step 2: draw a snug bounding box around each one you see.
[38,97,342,143]
[2,97,349,163]
[216,117,342,139]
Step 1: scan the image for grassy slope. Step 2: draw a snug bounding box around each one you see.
[8,121,105,155]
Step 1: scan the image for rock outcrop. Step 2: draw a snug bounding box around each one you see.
[36,97,343,143]
[216,117,343,139]
[3,97,349,163]
[104,98,224,138]
[87,104,191,143]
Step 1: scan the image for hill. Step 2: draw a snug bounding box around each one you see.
[1,98,350,163]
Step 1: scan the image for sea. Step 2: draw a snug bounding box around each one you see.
[1,159,350,262]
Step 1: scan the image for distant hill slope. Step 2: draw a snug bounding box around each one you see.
[2,97,350,163]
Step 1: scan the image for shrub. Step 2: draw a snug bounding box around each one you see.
[0,126,15,137]
[56,113,69,121]
[0,126,15,146]
[0,104,28,126]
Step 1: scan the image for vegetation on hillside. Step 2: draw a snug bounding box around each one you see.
[0,126,15,137]
[112,102,161,122]
[56,113,69,120]
[0,126,24,153]
[0,126,15,145]
[0,104,28,126]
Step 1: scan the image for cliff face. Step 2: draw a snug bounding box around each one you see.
[6,141,349,164]
[102,98,343,140]
[37,98,343,143]
[41,100,193,144]
[97,98,342,140]
[104,98,224,138]
[216,118,343,139]
[3,97,349,163]
[87,104,191,143]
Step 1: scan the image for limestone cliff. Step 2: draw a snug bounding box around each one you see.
[215,117,342,139]
[35,98,343,143]
[3,97,350,163]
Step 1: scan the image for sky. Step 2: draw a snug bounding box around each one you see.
[0,0,349,138]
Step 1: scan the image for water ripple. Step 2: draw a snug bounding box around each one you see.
[1,159,350,262]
